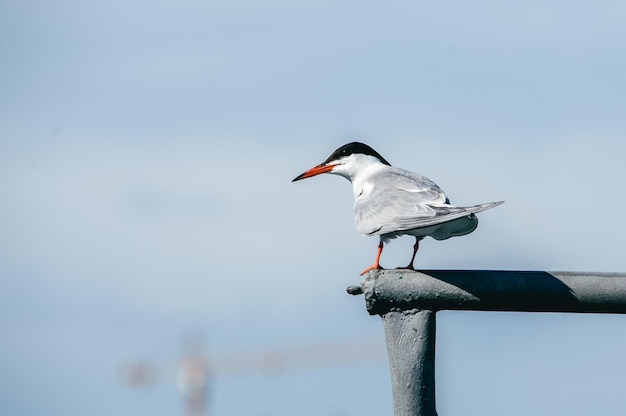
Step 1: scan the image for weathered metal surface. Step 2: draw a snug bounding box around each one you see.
[347,269,626,416]
[382,310,437,416]
[348,270,626,315]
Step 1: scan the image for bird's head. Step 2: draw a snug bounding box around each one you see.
[292,142,391,182]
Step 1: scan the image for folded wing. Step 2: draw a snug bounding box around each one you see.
[355,180,503,236]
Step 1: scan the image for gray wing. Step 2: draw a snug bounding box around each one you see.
[354,169,502,236]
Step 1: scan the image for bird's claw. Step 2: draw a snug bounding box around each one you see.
[395,265,415,271]
[361,264,383,275]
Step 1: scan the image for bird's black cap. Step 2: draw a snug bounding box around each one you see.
[322,142,391,166]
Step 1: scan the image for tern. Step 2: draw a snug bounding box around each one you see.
[292,142,503,274]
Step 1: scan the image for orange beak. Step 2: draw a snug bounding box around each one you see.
[292,164,337,182]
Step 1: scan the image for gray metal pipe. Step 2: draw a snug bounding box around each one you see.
[348,270,626,316]
[347,269,626,416]
[383,310,437,416]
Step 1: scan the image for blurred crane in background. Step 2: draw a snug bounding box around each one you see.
[119,334,384,416]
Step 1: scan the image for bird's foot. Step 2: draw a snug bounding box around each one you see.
[360,264,383,275]
[395,265,415,271]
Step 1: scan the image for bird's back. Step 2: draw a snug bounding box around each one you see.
[353,165,502,239]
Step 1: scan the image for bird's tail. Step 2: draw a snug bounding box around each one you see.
[391,200,504,235]
[462,200,505,215]
[429,201,504,240]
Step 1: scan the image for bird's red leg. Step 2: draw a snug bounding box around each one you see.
[361,241,384,275]
[397,238,420,270]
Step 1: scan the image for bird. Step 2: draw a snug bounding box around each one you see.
[292,142,503,275]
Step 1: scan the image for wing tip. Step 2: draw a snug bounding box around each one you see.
[474,200,504,213]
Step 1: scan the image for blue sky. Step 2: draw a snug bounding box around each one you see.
[2,1,626,415]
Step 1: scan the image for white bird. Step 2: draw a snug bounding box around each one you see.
[292,142,503,275]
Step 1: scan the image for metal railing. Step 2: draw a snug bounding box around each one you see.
[347,270,626,416]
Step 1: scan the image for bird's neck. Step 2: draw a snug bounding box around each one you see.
[350,163,388,199]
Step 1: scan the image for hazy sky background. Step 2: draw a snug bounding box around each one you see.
[2,1,626,415]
